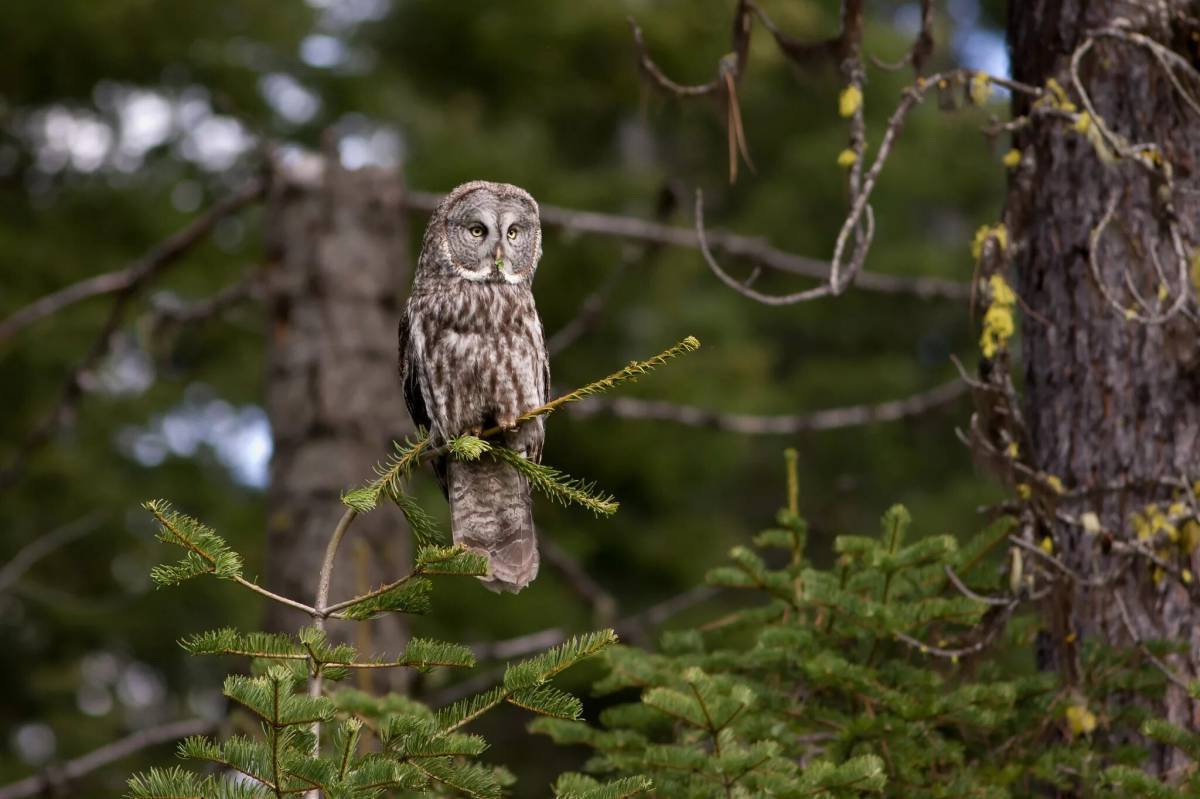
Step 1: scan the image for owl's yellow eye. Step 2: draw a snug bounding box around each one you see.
[469,224,486,238]
[506,227,519,241]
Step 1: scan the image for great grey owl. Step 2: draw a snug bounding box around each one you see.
[398,180,549,593]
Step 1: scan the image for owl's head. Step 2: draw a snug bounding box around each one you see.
[420,180,543,285]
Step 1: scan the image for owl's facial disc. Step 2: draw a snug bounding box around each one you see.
[443,188,539,284]
[493,206,535,284]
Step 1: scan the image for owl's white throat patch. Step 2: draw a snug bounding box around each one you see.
[454,263,493,282]
[498,262,525,284]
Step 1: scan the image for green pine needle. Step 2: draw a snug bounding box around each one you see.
[143,500,243,586]
[515,336,701,425]
[411,758,502,799]
[487,448,618,517]
[337,576,433,621]
[393,493,449,547]
[415,544,490,577]
[181,628,307,660]
[553,774,654,799]
[449,434,491,460]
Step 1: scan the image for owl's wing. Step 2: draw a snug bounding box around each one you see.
[529,324,550,465]
[399,308,449,496]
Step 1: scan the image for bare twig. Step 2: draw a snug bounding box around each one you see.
[870,0,933,73]
[570,378,966,434]
[0,513,106,594]
[546,262,630,356]
[230,577,319,617]
[308,507,360,773]
[1088,190,1191,325]
[0,271,137,344]
[894,608,1015,659]
[1070,29,1196,327]
[626,4,750,98]
[694,65,978,304]
[539,537,618,625]
[145,270,264,332]
[943,565,1012,607]
[0,718,215,799]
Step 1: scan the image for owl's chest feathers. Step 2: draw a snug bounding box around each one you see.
[421,282,535,335]
[410,282,545,433]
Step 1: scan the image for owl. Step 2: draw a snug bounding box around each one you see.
[398,181,550,593]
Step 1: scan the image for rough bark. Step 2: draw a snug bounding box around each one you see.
[1007,0,1200,763]
[261,157,413,685]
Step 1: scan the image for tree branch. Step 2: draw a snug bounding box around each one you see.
[0,718,214,799]
[625,1,754,99]
[539,537,618,626]
[570,378,967,434]
[0,180,265,345]
[0,180,266,493]
[0,513,106,594]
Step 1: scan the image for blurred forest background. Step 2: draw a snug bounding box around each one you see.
[0,0,1013,794]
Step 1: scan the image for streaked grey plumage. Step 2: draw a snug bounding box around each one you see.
[398,181,549,592]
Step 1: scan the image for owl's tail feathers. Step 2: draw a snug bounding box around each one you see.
[448,457,539,593]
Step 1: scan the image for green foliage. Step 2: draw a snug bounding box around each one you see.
[338,576,434,621]
[532,455,1185,798]
[518,336,701,424]
[552,774,654,799]
[127,504,622,798]
[1098,717,1200,797]
[143,499,243,586]
[1,4,1010,791]
[487,446,619,517]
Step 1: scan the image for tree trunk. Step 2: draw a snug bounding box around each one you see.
[1007,0,1200,764]
[261,156,413,686]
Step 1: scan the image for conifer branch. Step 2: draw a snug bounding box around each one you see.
[419,336,702,466]
[518,336,701,426]
[437,630,618,735]
[487,445,619,517]
[322,545,487,619]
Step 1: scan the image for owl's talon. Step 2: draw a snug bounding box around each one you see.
[466,425,483,437]
[497,416,518,431]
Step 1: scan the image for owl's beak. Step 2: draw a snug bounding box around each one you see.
[494,243,505,271]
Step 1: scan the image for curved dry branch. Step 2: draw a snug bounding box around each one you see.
[1069,29,1197,327]
[1087,191,1192,325]
[626,1,754,98]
